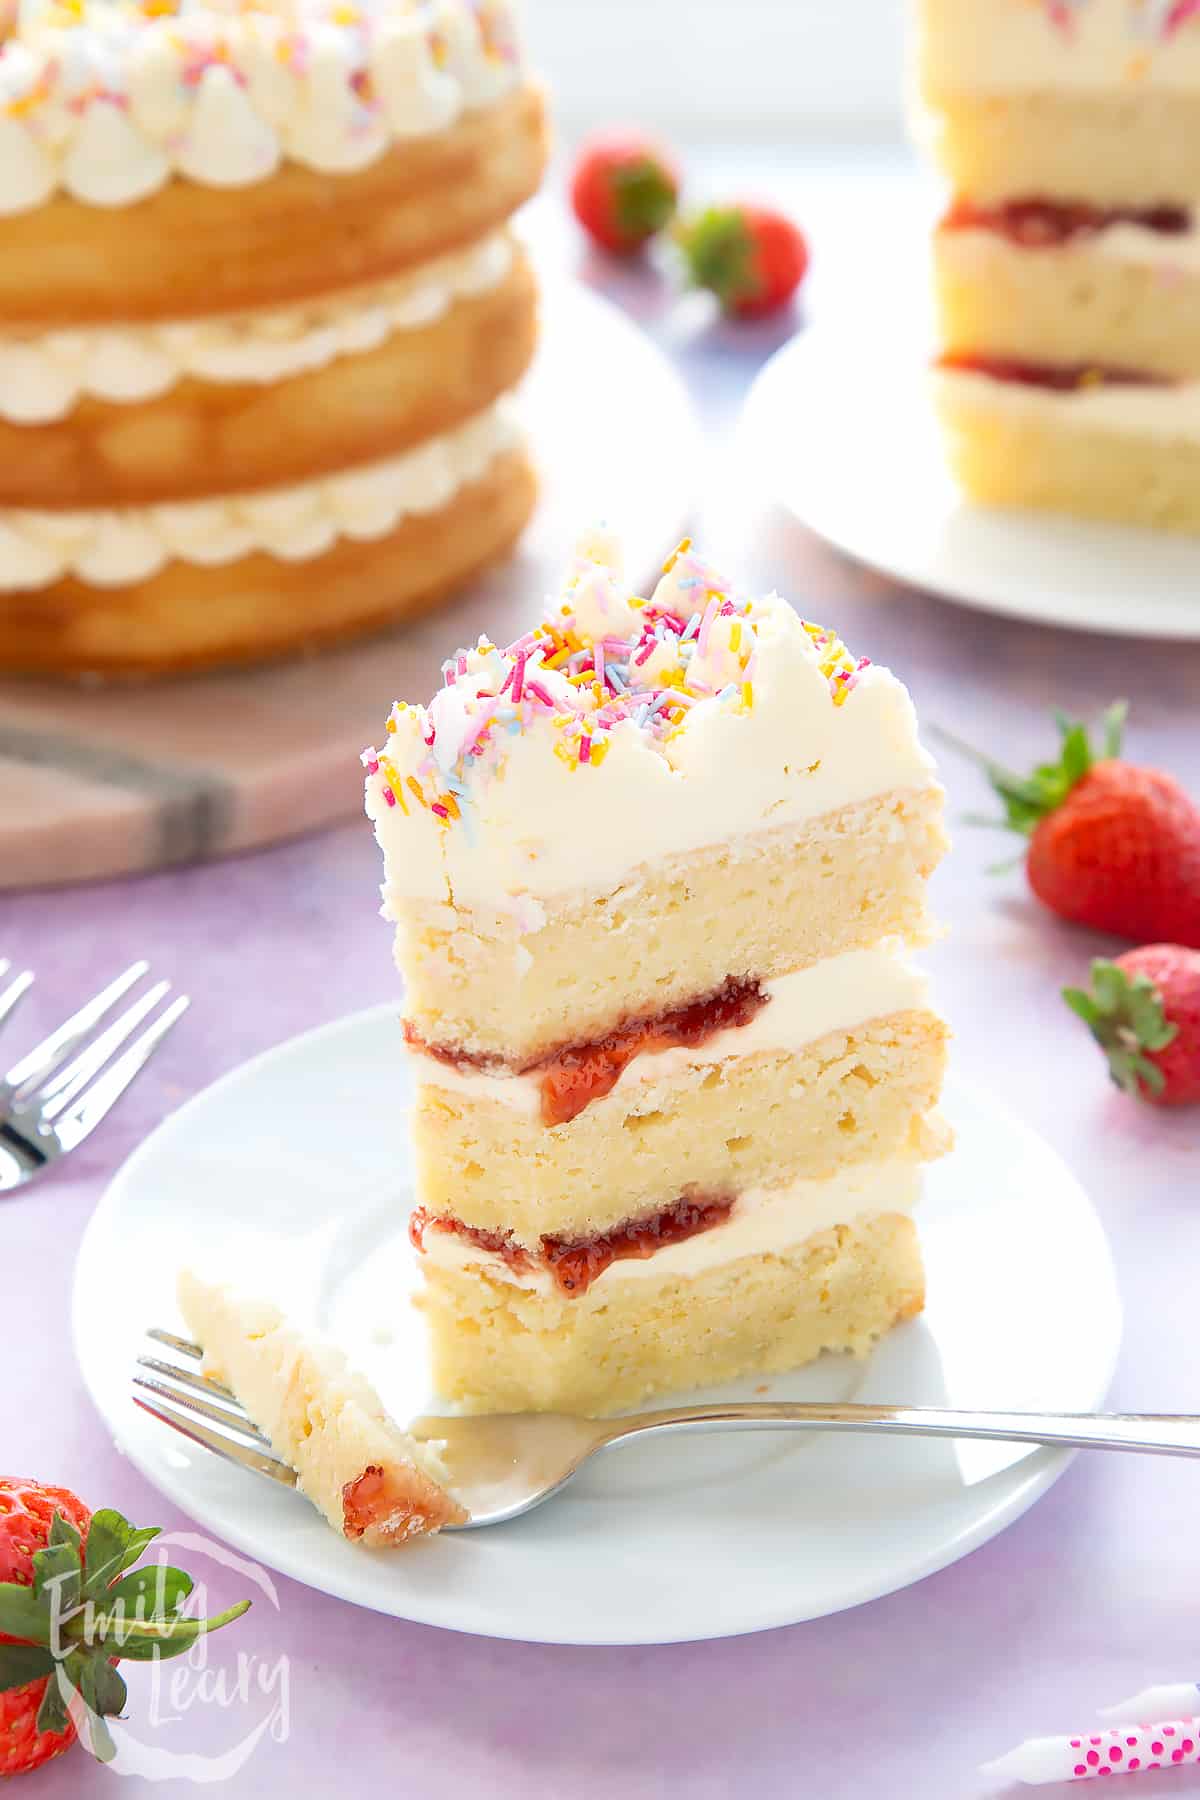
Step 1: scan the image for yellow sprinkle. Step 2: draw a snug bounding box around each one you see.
[379,759,408,815]
[741,682,753,710]
[441,792,461,821]
[543,647,570,671]
[551,714,568,729]
[729,621,742,652]
[385,718,397,735]
[588,739,610,767]
[406,776,427,809]
[662,536,692,575]
[1125,51,1150,81]
[591,681,605,704]
[566,670,592,686]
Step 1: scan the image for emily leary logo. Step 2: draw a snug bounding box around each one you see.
[72,1534,290,1783]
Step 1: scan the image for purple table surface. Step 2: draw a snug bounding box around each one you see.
[5,151,1200,1800]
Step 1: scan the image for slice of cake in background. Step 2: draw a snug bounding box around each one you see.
[0,0,546,677]
[914,0,1200,532]
[177,1273,467,1544]
[365,536,950,1415]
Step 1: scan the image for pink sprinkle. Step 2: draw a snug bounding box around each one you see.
[456,655,467,677]
[526,679,556,708]
[511,651,528,703]
[1129,1760,1140,1771]
[633,637,657,667]
[1074,1767,1087,1778]
[697,596,720,656]
[431,803,449,819]
[423,724,436,746]
[1164,0,1200,37]
[578,736,591,763]
[1070,1743,1081,1751]
[1109,1748,1122,1763]
[383,788,397,807]
[594,643,605,688]
[443,663,457,687]
[362,755,380,775]
[498,663,515,697]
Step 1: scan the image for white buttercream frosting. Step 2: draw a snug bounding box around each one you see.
[419,1156,924,1295]
[943,216,1200,276]
[364,539,941,909]
[414,948,931,1118]
[0,0,524,216]
[0,397,519,589]
[935,364,1200,442]
[0,233,512,424]
[919,0,1200,96]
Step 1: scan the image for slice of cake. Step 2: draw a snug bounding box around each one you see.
[364,536,949,1415]
[915,0,1200,532]
[178,1273,466,1544]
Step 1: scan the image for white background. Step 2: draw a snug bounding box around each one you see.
[524,0,908,140]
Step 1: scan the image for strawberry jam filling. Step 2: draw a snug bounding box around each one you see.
[940,197,1190,248]
[410,1192,735,1297]
[406,976,769,1127]
[938,351,1172,391]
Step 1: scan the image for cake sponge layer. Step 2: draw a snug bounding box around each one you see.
[420,1210,925,1415]
[393,789,947,1065]
[934,368,1200,532]
[413,1012,948,1245]
[934,226,1200,379]
[921,92,1200,209]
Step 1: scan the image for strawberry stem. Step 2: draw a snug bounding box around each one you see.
[932,701,1128,837]
[1064,957,1178,1100]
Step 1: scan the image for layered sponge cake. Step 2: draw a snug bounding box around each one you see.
[0,0,545,676]
[364,537,949,1415]
[916,0,1200,531]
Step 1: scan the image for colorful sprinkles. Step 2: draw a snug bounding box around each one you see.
[361,541,872,831]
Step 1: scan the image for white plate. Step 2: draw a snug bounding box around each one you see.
[73,1008,1121,1646]
[739,325,1200,640]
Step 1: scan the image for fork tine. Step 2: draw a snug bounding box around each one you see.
[136,1354,240,1407]
[132,1374,273,1447]
[132,1396,297,1488]
[52,995,189,1152]
[147,1328,203,1359]
[32,981,171,1120]
[0,967,34,1034]
[2,960,148,1091]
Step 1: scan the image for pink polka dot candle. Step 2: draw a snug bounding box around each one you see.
[983,1717,1200,1785]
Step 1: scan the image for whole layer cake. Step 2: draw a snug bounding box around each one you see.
[0,0,546,676]
[365,535,950,1415]
[916,0,1200,532]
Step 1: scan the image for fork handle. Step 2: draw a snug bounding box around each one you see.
[601,1403,1200,1459]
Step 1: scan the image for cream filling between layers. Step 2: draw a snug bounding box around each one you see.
[412,946,930,1119]
[418,1156,924,1295]
[934,366,1200,442]
[0,235,513,425]
[0,398,521,590]
[943,218,1200,276]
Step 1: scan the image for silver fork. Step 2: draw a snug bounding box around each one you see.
[0,961,189,1191]
[135,1332,1200,1531]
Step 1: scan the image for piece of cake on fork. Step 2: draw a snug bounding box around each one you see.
[364,536,950,1415]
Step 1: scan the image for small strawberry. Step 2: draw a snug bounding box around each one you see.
[940,703,1200,948]
[0,1485,250,1776]
[569,130,680,255]
[676,203,809,317]
[1065,945,1200,1106]
[0,1482,92,1778]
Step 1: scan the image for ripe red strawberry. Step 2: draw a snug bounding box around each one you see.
[943,703,1200,947]
[1064,945,1200,1106]
[569,130,680,255]
[676,203,809,317]
[0,1490,250,1776]
[0,1481,92,1778]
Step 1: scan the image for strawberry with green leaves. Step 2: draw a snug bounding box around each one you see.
[0,1480,249,1777]
[570,131,680,255]
[1065,946,1200,1107]
[941,702,1200,948]
[676,203,809,317]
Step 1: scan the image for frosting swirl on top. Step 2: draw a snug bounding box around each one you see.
[364,536,940,907]
[0,0,523,215]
